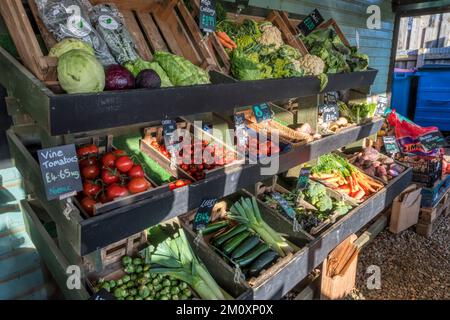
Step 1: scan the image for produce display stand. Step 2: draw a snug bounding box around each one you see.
[0,0,412,301]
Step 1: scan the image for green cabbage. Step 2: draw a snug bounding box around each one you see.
[49,38,95,58]
[57,49,105,94]
[124,58,173,87]
[153,51,210,86]
[230,49,261,81]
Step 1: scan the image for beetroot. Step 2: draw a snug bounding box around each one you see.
[105,65,135,90]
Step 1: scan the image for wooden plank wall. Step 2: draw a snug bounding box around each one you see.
[0,168,54,300]
[232,0,396,94]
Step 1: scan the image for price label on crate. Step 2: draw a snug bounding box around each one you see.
[37,144,83,201]
[199,0,216,33]
[89,289,116,300]
[297,167,311,190]
[271,192,296,220]
[383,136,400,155]
[193,198,217,231]
[252,103,272,123]
[419,131,446,152]
[322,92,339,123]
[161,119,177,147]
[297,9,324,36]
[376,95,388,116]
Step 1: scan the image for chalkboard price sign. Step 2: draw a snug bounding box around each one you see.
[298,9,324,36]
[193,198,217,231]
[419,131,446,151]
[271,192,296,219]
[322,92,339,123]
[383,136,400,155]
[297,167,311,190]
[252,103,272,123]
[37,144,83,201]
[199,0,216,33]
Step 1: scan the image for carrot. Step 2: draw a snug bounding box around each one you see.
[353,190,366,200]
[339,185,351,194]
[322,176,341,184]
[216,32,237,48]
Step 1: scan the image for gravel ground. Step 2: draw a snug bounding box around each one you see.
[349,211,450,300]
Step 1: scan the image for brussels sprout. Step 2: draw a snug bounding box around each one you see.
[121,289,129,298]
[145,296,154,300]
[160,287,170,295]
[123,275,131,283]
[143,264,151,272]
[143,272,151,279]
[172,295,180,300]
[116,279,123,286]
[137,277,149,286]
[171,287,180,295]
[124,265,135,274]
[170,280,178,287]
[182,288,192,297]
[118,297,125,300]
[130,274,137,281]
[154,284,162,292]
[114,288,124,298]
[180,294,189,300]
[152,278,160,286]
[119,285,127,291]
[127,281,135,288]
[122,256,132,266]
[179,282,188,290]
[139,285,150,299]
[109,280,116,289]
[135,296,143,300]
[133,258,143,266]
[150,273,158,279]
[162,279,171,287]
[168,275,177,281]
[126,296,134,300]
[135,266,143,274]
[100,282,110,292]
[160,295,169,300]
[129,288,137,296]
[157,274,164,281]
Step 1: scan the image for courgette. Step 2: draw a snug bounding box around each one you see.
[222,231,251,255]
[201,220,230,236]
[230,235,261,260]
[235,243,270,268]
[248,251,278,277]
[212,224,248,247]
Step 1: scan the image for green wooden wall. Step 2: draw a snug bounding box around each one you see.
[246,0,396,94]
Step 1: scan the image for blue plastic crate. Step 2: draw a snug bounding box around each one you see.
[420,175,450,208]
[391,69,416,118]
[414,65,450,131]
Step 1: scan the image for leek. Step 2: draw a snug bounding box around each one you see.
[228,197,298,257]
[140,228,228,300]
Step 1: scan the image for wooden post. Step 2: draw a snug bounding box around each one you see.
[416,48,427,68]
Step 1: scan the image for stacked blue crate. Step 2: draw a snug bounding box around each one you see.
[0,167,53,300]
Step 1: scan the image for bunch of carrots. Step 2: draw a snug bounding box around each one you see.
[311,154,384,201]
[216,31,237,50]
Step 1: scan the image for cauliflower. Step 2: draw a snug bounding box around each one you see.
[259,24,284,49]
[298,54,325,76]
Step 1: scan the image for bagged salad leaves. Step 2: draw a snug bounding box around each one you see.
[35,0,116,66]
[153,51,210,86]
[89,4,139,65]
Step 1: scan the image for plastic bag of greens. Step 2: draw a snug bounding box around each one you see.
[35,0,116,66]
[89,4,139,65]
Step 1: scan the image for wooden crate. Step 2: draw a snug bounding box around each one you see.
[185,0,307,74]
[0,0,218,86]
[416,187,450,238]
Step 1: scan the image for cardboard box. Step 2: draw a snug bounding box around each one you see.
[389,184,422,234]
[320,234,359,300]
